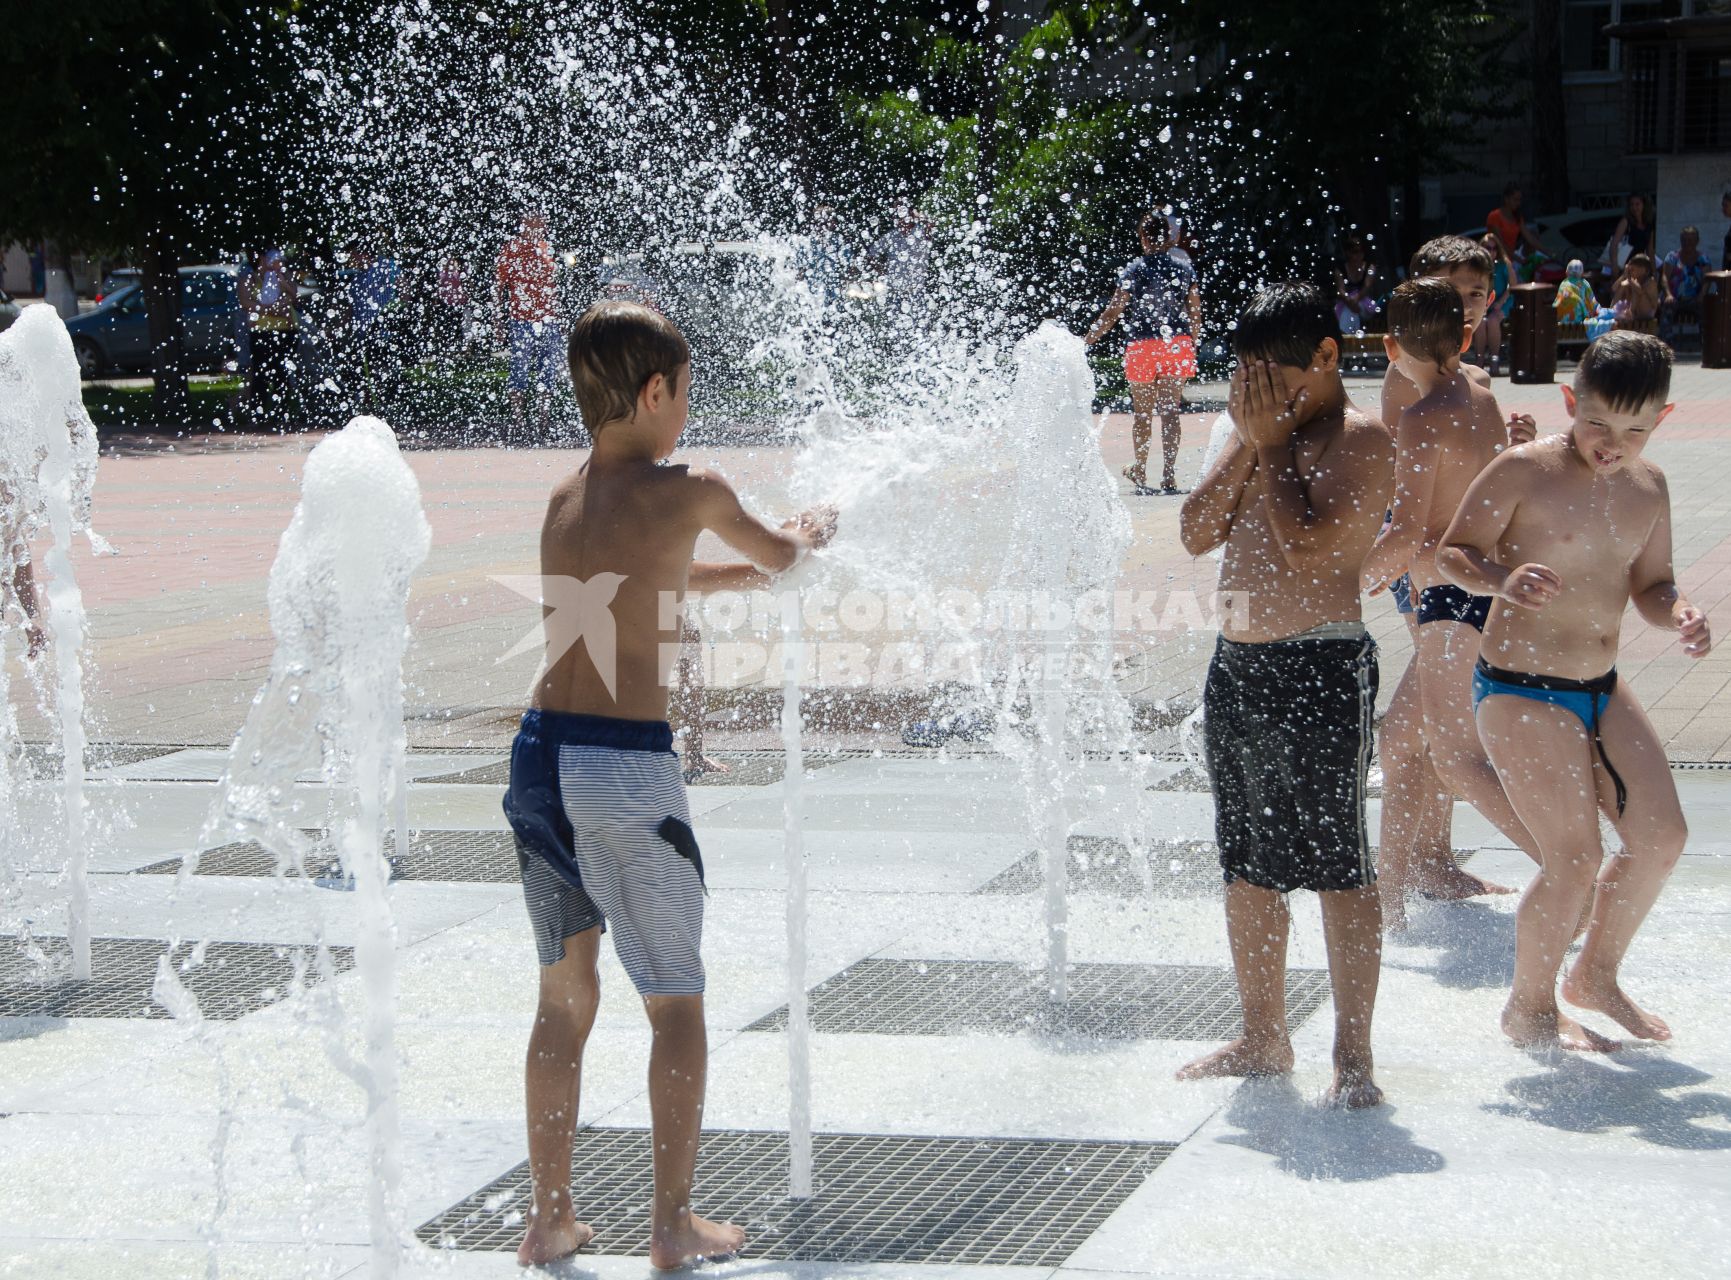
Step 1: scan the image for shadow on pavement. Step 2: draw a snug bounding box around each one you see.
[1487,1052,1731,1150]
[1215,1076,1447,1181]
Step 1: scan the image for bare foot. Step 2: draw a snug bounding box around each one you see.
[517,1218,595,1267]
[1324,1067,1384,1110]
[1561,969,1672,1041]
[1380,892,1411,936]
[1414,860,1514,901]
[1122,464,1147,487]
[1176,1035,1294,1081]
[682,755,731,784]
[1501,1000,1621,1053]
[649,1213,746,1271]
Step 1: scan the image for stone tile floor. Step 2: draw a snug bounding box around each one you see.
[0,749,1727,1278]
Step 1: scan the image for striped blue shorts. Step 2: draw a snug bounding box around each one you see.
[503,709,706,995]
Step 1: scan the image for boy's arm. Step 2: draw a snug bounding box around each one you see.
[1436,452,1561,608]
[1361,408,1441,592]
[689,562,771,593]
[1178,432,1256,556]
[691,470,830,574]
[1237,361,1393,572]
[1629,475,1711,656]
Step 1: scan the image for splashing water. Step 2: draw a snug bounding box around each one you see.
[184,417,431,1276]
[0,306,109,978]
[778,585,812,1198]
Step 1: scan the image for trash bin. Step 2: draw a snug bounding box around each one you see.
[1508,282,1558,384]
[1703,270,1731,368]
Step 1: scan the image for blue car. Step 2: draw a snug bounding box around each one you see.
[65,265,246,380]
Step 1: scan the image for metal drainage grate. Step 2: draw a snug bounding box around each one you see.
[745,959,1330,1041]
[978,842,1481,897]
[976,837,1223,897]
[417,1127,1170,1266]
[1146,764,1386,797]
[0,936,356,1020]
[420,751,849,787]
[136,830,522,883]
[1672,760,1731,771]
[20,743,184,773]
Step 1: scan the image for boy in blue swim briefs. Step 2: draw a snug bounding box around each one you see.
[504,299,834,1267]
[1439,332,1709,1053]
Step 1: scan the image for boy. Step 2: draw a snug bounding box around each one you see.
[1177,283,1394,1107]
[503,300,834,1266]
[1439,332,1707,1051]
[1362,280,1543,907]
[1376,237,1536,921]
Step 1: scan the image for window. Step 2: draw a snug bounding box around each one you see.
[179,274,230,309]
[1564,0,1686,79]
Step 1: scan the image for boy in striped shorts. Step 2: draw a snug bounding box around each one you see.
[504,300,834,1268]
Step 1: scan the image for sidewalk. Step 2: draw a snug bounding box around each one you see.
[10,361,1731,757]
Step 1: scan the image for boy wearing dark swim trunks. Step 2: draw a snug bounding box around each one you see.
[1374,238,1537,924]
[1177,283,1394,1108]
[502,300,833,1267]
[1362,280,1546,919]
[1439,332,1708,1053]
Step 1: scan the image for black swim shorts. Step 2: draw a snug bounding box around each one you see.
[1416,583,1492,631]
[1202,632,1379,893]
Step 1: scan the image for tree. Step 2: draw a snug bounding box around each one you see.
[0,2,303,420]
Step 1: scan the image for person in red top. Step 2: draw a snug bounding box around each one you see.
[496,212,564,438]
[1486,182,1545,265]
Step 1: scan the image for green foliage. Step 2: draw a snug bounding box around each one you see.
[0,1,304,256]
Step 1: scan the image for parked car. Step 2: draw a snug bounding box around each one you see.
[65,265,245,380]
[1457,208,1627,286]
[0,289,19,335]
[94,268,140,304]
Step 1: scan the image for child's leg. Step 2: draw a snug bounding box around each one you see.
[1417,622,1541,861]
[1318,884,1383,1108]
[1154,378,1183,487]
[520,927,603,1266]
[1562,684,1687,1040]
[1177,880,1296,1079]
[1125,382,1156,486]
[1376,652,1429,926]
[1477,697,1618,1052]
[643,994,746,1268]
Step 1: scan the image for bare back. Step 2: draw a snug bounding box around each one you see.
[533,459,706,722]
[1477,439,1665,678]
[1218,405,1393,641]
[1400,373,1508,593]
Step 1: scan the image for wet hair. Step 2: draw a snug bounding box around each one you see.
[1575,330,1673,413]
[568,300,691,432]
[1627,252,1654,275]
[1410,235,1493,282]
[1387,277,1465,369]
[1138,203,1181,248]
[1232,281,1341,370]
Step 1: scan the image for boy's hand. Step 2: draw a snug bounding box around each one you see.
[1677,604,1711,658]
[786,505,838,549]
[1231,360,1305,453]
[1507,413,1537,446]
[1500,562,1562,610]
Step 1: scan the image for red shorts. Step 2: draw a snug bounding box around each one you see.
[1125,335,1197,384]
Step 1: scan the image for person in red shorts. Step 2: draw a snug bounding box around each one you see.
[1085,204,1203,494]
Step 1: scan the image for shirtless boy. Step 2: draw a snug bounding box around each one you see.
[502,300,833,1266]
[1439,332,1706,1051]
[1177,283,1394,1107]
[1362,279,1544,920]
[1375,238,1536,921]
